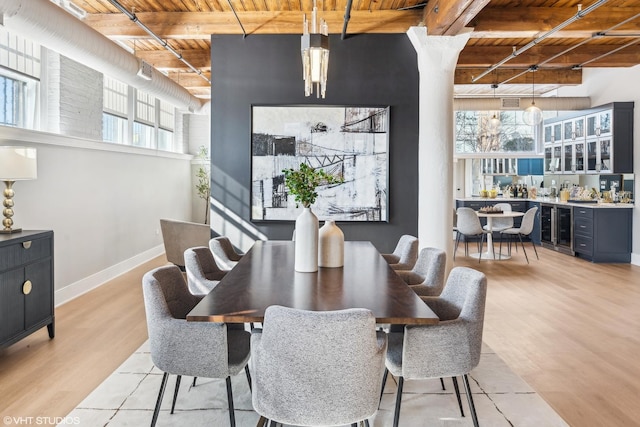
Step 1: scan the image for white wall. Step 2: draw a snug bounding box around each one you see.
[556,64,640,265]
[1,128,194,303]
[0,37,211,306]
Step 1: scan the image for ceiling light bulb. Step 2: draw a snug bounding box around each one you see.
[523,103,543,126]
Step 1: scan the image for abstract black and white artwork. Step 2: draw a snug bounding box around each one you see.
[251,105,389,222]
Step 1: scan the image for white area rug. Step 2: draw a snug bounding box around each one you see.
[63,341,568,426]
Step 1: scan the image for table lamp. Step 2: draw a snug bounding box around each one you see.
[0,146,37,234]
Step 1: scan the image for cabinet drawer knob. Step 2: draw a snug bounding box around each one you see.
[22,241,32,249]
[23,280,33,295]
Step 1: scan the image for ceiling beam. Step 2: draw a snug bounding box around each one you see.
[136,50,211,70]
[421,0,490,36]
[455,68,583,85]
[84,10,423,38]
[459,44,640,68]
[167,72,211,88]
[469,7,640,39]
[187,87,212,98]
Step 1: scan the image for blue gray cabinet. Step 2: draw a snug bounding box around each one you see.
[517,158,544,176]
[0,231,54,348]
[573,207,632,262]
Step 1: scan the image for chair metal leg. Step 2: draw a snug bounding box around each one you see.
[192,377,197,387]
[171,375,181,414]
[364,419,370,427]
[245,365,252,392]
[440,377,446,391]
[454,232,461,260]
[477,234,485,263]
[379,368,389,406]
[498,233,504,260]
[151,372,169,427]
[351,424,358,427]
[518,234,529,264]
[226,376,236,427]
[462,374,479,427]
[452,376,465,417]
[393,376,404,427]
[531,237,539,260]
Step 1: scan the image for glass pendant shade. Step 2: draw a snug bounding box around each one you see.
[523,102,543,126]
[487,114,501,134]
[301,1,329,98]
[523,67,543,126]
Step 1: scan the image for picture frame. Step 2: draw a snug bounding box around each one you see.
[251,105,390,222]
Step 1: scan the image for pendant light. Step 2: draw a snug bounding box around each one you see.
[523,66,543,126]
[487,83,501,134]
[301,0,329,98]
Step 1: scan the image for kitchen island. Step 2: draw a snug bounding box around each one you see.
[456,197,633,263]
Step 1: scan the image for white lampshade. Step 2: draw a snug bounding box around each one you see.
[0,146,38,180]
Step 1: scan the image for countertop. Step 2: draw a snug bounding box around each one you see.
[456,197,634,209]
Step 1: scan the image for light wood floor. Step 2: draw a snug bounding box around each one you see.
[1,246,639,426]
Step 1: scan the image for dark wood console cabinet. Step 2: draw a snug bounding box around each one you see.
[0,230,54,348]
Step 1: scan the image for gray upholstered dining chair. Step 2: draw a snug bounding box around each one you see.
[250,305,387,427]
[142,265,251,427]
[183,246,228,295]
[381,234,419,270]
[483,202,513,232]
[499,206,539,263]
[209,236,244,270]
[454,207,491,262]
[396,247,447,297]
[381,266,487,427]
[160,218,210,270]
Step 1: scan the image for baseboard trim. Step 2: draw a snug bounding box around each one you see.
[54,245,165,307]
[631,252,640,267]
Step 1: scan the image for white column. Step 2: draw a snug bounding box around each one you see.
[407,27,471,270]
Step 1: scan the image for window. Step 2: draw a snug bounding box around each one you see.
[135,90,155,126]
[102,113,127,143]
[157,128,174,151]
[132,121,154,148]
[0,75,25,127]
[0,27,40,130]
[0,27,41,78]
[103,76,129,143]
[455,110,538,154]
[102,76,181,152]
[157,99,175,151]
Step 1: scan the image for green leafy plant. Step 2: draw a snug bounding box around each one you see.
[282,163,343,208]
[195,145,211,224]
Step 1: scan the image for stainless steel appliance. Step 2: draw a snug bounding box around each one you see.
[540,204,573,255]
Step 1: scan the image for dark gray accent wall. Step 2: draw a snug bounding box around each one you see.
[210,34,419,252]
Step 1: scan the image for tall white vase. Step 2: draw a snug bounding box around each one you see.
[318,220,344,267]
[294,207,319,272]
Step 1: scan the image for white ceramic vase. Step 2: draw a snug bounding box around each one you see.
[294,207,319,272]
[318,220,344,268]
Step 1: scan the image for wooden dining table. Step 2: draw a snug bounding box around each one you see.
[187,240,439,325]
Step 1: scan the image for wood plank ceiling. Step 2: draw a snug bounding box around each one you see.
[73,0,640,99]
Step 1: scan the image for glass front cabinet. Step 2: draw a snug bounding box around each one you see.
[543,102,633,174]
[561,117,586,173]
